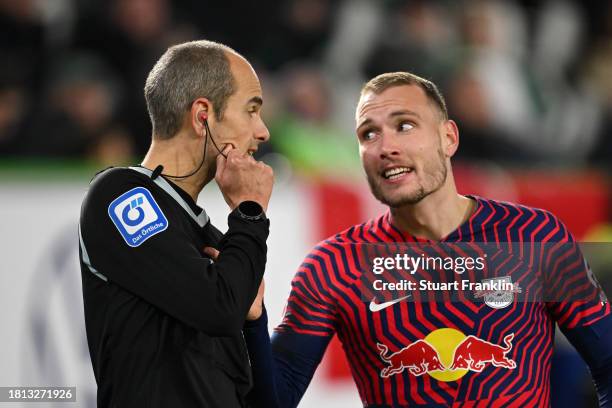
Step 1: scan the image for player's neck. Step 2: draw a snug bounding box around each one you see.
[390,182,475,241]
[141,134,210,202]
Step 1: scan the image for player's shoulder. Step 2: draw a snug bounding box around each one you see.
[476,195,572,242]
[477,195,561,223]
[296,219,377,283]
[318,215,383,247]
[303,214,383,260]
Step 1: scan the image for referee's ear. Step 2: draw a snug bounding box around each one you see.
[190,97,213,136]
[441,119,459,158]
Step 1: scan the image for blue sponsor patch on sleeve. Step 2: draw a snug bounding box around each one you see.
[108,187,169,247]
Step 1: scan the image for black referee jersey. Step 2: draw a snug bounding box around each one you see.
[78,166,269,407]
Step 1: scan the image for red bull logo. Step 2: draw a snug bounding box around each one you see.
[376,340,445,378]
[377,329,516,381]
[449,333,516,372]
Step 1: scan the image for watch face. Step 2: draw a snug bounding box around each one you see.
[238,201,264,219]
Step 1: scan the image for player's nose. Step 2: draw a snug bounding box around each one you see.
[379,131,401,159]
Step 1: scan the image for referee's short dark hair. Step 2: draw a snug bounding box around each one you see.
[145,40,237,140]
[361,72,448,121]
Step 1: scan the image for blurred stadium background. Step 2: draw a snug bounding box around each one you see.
[0,0,610,406]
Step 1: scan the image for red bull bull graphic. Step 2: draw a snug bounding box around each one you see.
[377,329,516,381]
[449,333,516,372]
[376,340,445,378]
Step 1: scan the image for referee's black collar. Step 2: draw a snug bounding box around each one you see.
[132,165,206,223]
[163,177,203,216]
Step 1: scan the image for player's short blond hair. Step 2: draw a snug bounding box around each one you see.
[361,72,448,120]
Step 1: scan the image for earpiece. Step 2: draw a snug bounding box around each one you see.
[198,112,208,125]
[157,107,225,180]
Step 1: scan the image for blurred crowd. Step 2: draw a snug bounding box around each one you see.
[0,0,610,175]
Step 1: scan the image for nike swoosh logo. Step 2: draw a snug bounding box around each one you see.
[369,295,411,312]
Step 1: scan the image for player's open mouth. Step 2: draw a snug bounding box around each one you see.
[382,167,414,180]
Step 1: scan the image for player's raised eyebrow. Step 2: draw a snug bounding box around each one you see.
[356,118,373,131]
[389,110,421,119]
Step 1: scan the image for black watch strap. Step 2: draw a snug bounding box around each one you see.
[236,201,266,221]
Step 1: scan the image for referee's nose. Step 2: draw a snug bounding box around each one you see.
[254,116,270,143]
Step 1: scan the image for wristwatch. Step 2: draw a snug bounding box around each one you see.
[236,201,266,221]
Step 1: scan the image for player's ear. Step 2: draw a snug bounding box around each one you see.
[441,119,459,158]
[190,98,213,137]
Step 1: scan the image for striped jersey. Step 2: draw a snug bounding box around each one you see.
[275,196,610,407]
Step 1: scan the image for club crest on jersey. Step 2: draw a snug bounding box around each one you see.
[108,187,168,247]
[474,276,519,309]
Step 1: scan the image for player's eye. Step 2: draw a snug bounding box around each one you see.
[398,121,414,132]
[360,129,378,141]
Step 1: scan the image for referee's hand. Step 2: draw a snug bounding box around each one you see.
[215,145,274,212]
[204,246,265,321]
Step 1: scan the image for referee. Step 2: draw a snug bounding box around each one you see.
[79,40,273,407]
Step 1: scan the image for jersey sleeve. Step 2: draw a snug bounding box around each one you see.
[243,308,332,408]
[541,214,612,406]
[244,244,341,408]
[561,313,612,407]
[543,214,610,329]
[275,245,339,337]
[80,169,269,336]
